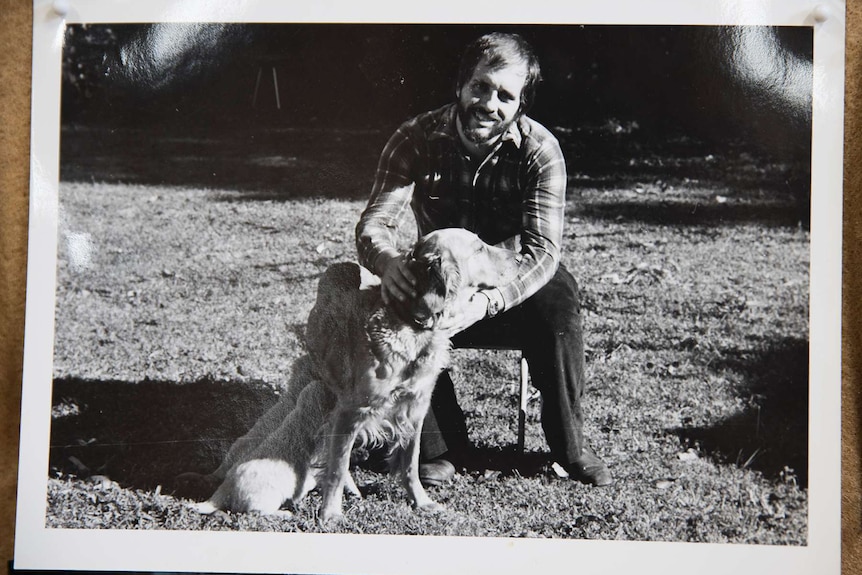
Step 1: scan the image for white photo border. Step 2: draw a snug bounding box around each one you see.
[16,1,845,573]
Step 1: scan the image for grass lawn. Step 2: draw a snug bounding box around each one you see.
[47,123,809,543]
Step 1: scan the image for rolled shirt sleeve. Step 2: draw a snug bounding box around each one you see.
[497,133,567,310]
[356,123,419,276]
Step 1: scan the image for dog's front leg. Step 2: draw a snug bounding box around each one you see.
[399,417,442,512]
[319,409,361,522]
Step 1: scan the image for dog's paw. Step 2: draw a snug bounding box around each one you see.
[344,474,362,499]
[190,500,219,515]
[317,505,345,526]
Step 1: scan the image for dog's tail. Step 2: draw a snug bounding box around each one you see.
[307,263,362,343]
[315,262,362,302]
[194,476,234,514]
[307,263,368,380]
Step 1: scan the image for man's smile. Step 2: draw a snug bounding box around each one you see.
[470,108,499,126]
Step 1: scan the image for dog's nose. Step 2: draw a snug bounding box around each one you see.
[410,312,437,330]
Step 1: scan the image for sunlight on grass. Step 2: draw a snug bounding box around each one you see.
[48,131,808,544]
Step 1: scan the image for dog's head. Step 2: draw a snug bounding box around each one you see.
[395,228,521,329]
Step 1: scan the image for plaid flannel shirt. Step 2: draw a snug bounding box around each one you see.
[356,103,567,311]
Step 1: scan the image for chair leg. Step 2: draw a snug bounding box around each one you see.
[271,67,281,110]
[252,66,262,107]
[518,356,528,454]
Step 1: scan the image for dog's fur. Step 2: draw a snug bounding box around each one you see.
[183,228,519,520]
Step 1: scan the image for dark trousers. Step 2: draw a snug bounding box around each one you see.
[420,265,588,468]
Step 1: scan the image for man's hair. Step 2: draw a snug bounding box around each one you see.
[456,32,542,115]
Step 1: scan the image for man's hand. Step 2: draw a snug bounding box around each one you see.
[437,290,489,336]
[379,252,417,306]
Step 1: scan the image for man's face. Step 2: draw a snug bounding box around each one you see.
[456,57,528,147]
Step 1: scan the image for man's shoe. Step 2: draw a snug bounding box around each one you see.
[419,458,456,487]
[566,447,613,487]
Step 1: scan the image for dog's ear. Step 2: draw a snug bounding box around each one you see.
[400,253,443,300]
[403,252,422,282]
[434,254,464,307]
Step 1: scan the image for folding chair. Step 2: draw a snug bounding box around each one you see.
[251,56,284,110]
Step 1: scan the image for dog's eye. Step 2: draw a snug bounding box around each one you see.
[467,244,485,259]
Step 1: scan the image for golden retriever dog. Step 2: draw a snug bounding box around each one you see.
[184,228,519,521]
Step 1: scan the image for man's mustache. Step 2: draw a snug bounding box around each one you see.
[463,106,501,123]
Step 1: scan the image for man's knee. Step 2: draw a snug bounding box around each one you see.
[526,266,582,334]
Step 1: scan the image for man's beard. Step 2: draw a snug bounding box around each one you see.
[456,103,516,146]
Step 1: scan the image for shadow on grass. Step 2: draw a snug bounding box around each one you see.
[578,200,806,228]
[49,377,279,493]
[671,338,809,487]
[60,124,384,201]
[353,445,553,489]
[60,123,810,226]
[461,446,552,478]
[51,374,557,498]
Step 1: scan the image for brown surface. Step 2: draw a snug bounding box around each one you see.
[0,0,32,568]
[0,3,859,572]
[843,3,862,573]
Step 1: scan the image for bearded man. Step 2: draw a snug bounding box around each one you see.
[356,32,612,487]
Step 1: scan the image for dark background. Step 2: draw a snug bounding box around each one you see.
[62,23,812,159]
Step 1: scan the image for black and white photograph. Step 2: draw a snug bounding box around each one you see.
[14,1,845,574]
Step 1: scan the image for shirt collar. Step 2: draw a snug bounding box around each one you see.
[429,103,524,149]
